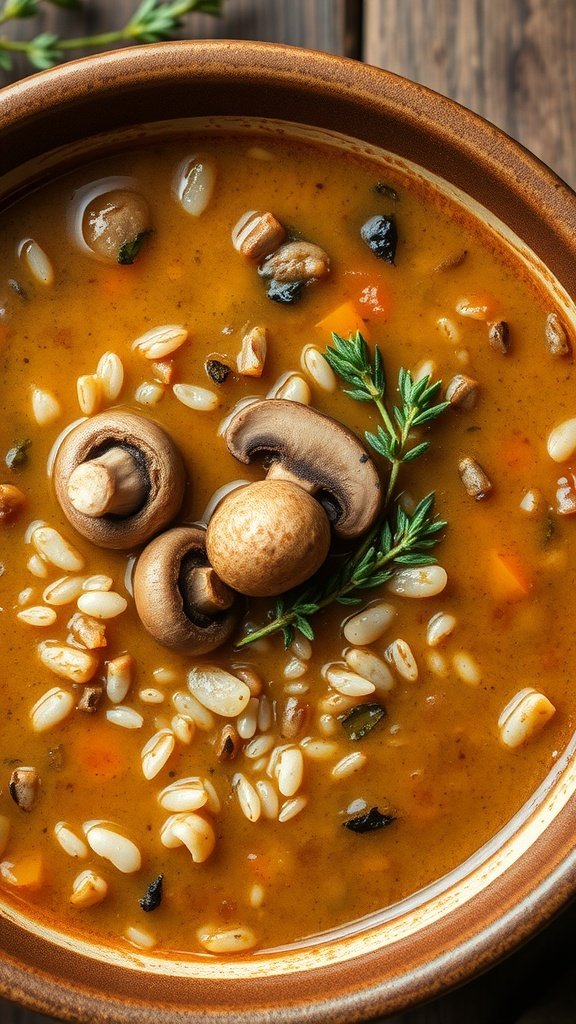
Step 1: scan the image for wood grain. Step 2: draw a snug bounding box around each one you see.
[363,0,576,188]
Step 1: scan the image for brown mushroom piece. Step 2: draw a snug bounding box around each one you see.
[205,399,382,597]
[82,188,151,265]
[133,526,240,655]
[54,411,186,550]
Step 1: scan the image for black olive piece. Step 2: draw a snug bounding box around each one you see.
[139,873,164,912]
[343,806,396,833]
[360,215,398,264]
[206,359,231,385]
[266,279,303,304]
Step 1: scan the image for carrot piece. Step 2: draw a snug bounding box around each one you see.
[316,300,370,341]
[0,852,44,890]
[70,721,126,781]
[489,550,533,600]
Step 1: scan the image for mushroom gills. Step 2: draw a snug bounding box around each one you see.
[133,527,240,655]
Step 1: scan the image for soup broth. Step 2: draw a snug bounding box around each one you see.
[0,131,574,956]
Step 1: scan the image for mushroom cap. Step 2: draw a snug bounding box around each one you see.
[206,478,331,597]
[54,411,186,550]
[133,526,240,655]
[224,399,382,539]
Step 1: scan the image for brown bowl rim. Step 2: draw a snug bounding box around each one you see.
[1,38,576,1024]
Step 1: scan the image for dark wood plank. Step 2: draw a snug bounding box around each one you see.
[0,0,360,84]
[363,0,576,188]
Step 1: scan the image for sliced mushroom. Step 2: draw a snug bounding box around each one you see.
[54,411,186,550]
[133,526,240,655]
[205,399,382,597]
[221,399,381,538]
[10,766,40,812]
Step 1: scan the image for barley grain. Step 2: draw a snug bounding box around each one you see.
[453,651,482,687]
[125,925,156,949]
[77,591,127,619]
[197,923,257,953]
[331,752,367,780]
[426,612,457,647]
[38,643,98,684]
[233,773,261,821]
[70,869,108,908]
[106,706,144,730]
[27,555,49,579]
[255,780,279,819]
[135,381,165,406]
[54,822,89,859]
[324,664,375,697]
[21,238,54,285]
[17,605,57,627]
[173,382,219,412]
[83,821,141,873]
[106,654,133,703]
[96,351,124,400]
[32,526,85,572]
[498,687,556,748]
[385,640,418,683]
[132,324,188,360]
[278,796,308,822]
[158,778,208,813]
[344,648,394,693]
[32,387,61,426]
[387,565,447,598]
[301,344,337,391]
[343,602,396,645]
[141,729,175,780]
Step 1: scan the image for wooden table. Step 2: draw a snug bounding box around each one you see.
[1,2,576,1021]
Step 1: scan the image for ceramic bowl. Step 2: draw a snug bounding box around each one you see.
[1,40,576,1024]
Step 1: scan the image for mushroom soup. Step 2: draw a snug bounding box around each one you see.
[0,132,574,956]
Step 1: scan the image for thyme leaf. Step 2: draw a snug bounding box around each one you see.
[236,332,448,649]
[0,0,222,72]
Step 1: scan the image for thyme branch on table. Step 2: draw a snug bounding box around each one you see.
[237,331,449,649]
[0,0,222,73]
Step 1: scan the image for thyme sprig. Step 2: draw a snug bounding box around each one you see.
[0,0,222,73]
[236,331,448,649]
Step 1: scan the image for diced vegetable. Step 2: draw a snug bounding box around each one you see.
[489,550,533,600]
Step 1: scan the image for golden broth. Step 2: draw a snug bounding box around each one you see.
[0,133,574,956]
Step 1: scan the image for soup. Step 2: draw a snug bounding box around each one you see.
[0,132,573,957]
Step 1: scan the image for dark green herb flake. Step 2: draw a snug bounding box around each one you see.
[5,438,31,470]
[344,806,395,833]
[206,359,231,385]
[117,229,152,266]
[340,702,386,741]
[139,873,163,912]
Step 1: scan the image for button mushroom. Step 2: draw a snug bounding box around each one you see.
[54,411,186,550]
[205,399,382,597]
[133,526,240,655]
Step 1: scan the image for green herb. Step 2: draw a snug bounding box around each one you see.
[5,438,31,470]
[117,229,151,266]
[236,332,448,650]
[343,806,395,833]
[0,0,222,73]
[373,182,399,201]
[340,703,387,741]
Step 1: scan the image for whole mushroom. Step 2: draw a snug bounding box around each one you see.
[133,526,240,655]
[82,188,151,265]
[54,411,186,550]
[206,400,382,597]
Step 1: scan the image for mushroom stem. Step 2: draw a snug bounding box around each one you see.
[182,565,235,616]
[67,447,147,518]
[265,460,317,494]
